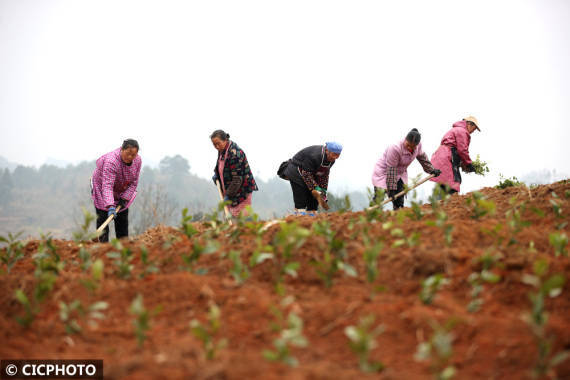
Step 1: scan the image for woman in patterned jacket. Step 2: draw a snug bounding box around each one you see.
[211,130,258,217]
[91,139,141,242]
[371,129,441,210]
[281,142,342,216]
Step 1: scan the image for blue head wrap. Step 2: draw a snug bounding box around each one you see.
[325,142,342,154]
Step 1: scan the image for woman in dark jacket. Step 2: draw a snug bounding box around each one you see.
[280,142,342,216]
[211,130,258,217]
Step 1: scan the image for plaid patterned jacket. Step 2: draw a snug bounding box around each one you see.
[213,141,258,207]
[91,148,142,211]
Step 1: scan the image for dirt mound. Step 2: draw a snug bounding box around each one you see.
[1,180,570,379]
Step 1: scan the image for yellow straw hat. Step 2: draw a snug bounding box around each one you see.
[463,116,480,131]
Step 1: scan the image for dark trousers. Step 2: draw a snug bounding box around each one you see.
[95,207,129,243]
[290,181,318,211]
[436,183,458,196]
[373,179,405,210]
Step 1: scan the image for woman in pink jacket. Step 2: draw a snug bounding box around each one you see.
[371,129,441,210]
[91,139,141,242]
[430,116,480,194]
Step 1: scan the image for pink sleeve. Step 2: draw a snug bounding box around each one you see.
[455,129,472,165]
[101,160,117,209]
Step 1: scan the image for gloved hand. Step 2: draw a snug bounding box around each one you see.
[108,207,117,218]
[315,186,327,195]
[212,174,219,184]
[431,169,442,177]
[387,189,398,199]
[118,198,127,208]
[223,195,230,202]
[466,163,476,173]
[311,189,330,210]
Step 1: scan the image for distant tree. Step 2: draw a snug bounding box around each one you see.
[131,183,178,235]
[0,169,13,206]
[159,155,191,177]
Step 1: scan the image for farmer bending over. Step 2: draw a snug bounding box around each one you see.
[372,129,441,210]
[430,116,481,195]
[91,139,141,242]
[280,142,342,216]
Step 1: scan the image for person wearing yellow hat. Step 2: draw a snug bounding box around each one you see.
[430,116,481,194]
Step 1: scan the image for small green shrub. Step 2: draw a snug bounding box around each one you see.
[190,302,228,360]
[345,315,385,372]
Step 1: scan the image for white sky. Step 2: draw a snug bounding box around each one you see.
[1,0,569,194]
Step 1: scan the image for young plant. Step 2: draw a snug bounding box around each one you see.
[271,222,310,295]
[505,198,531,246]
[426,210,453,246]
[139,245,159,278]
[415,320,458,379]
[15,235,64,327]
[106,239,134,279]
[420,274,449,305]
[0,231,24,273]
[72,208,97,242]
[180,207,198,238]
[80,258,104,293]
[311,221,357,288]
[228,250,250,284]
[59,300,108,334]
[467,251,502,313]
[345,315,385,372]
[129,293,161,347]
[362,234,383,283]
[190,302,228,360]
[181,240,218,272]
[549,232,568,257]
[465,192,496,219]
[496,174,523,189]
[549,192,563,219]
[521,260,568,378]
[471,154,490,176]
[263,310,308,367]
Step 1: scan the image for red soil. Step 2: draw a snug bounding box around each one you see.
[1,180,570,379]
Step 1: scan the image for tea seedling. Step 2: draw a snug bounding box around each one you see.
[80,258,104,293]
[181,240,218,272]
[496,174,523,189]
[345,315,385,372]
[420,274,449,305]
[0,231,24,273]
[467,251,502,313]
[129,293,161,347]
[228,250,250,284]
[415,320,457,379]
[426,210,453,246]
[263,311,308,367]
[465,192,496,219]
[471,154,490,176]
[271,222,310,295]
[139,245,159,278]
[180,208,198,238]
[72,208,97,242]
[549,232,568,257]
[312,221,357,288]
[522,260,568,378]
[106,239,134,279]
[362,235,383,283]
[190,302,228,360]
[59,300,108,334]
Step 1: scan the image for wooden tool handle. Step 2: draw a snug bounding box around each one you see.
[216,180,234,225]
[95,205,122,237]
[367,173,435,211]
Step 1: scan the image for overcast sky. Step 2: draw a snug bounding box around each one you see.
[1,0,569,194]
